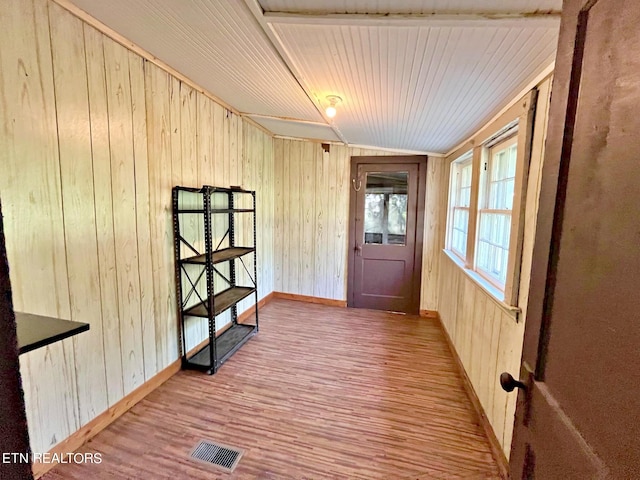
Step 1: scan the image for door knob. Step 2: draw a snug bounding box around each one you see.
[500,372,526,392]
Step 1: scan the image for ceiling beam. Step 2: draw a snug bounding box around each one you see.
[264,11,561,28]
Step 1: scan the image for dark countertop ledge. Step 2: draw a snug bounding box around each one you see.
[15,312,89,355]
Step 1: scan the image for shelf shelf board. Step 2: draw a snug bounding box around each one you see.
[173,186,254,194]
[206,186,254,194]
[211,208,255,214]
[185,323,256,372]
[175,208,255,214]
[181,247,255,265]
[16,312,89,355]
[183,286,255,318]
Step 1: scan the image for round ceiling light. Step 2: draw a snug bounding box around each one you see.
[325,95,342,118]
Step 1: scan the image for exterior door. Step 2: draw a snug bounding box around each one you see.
[347,156,427,314]
[506,1,640,478]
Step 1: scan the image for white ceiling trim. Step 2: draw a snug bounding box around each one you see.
[274,134,340,142]
[348,144,445,157]
[248,113,328,126]
[250,115,342,142]
[270,137,444,157]
[259,0,562,15]
[264,11,562,28]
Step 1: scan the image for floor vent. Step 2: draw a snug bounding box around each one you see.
[189,440,243,472]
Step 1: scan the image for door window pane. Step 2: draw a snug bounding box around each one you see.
[364,172,408,245]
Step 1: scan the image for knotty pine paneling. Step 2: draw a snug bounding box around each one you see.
[273,141,444,309]
[0,0,78,454]
[436,76,553,456]
[130,49,157,382]
[421,157,449,310]
[49,2,109,425]
[83,24,125,407]
[0,0,275,456]
[104,35,146,396]
[438,261,527,454]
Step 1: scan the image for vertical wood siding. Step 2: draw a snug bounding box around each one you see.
[273,141,444,310]
[436,77,553,456]
[0,0,275,455]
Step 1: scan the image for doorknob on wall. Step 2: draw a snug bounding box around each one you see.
[355,244,362,256]
[500,372,527,392]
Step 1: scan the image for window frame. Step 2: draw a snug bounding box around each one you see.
[443,89,536,308]
[445,152,473,262]
[475,134,518,290]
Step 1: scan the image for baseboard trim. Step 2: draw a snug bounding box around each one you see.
[32,358,181,478]
[273,292,347,308]
[435,313,510,479]
[238,291,274,323]
[33,292,277,478]
[419,309,439,319]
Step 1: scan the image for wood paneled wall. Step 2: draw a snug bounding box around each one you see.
[0,0,274,455]
[273,140,444,310]
[436,76,553,456]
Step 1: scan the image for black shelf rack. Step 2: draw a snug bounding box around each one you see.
[172,185,258,374]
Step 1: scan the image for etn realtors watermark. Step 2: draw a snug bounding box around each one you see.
[2,452,102,464]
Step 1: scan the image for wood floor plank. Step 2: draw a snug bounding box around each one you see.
[43,299,500,479]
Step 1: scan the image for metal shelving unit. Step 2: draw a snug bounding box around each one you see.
[172,185,258,374]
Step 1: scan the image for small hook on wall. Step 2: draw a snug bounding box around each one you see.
[352,177,362,192]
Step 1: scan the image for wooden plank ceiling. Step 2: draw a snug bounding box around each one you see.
[68,0,561,154]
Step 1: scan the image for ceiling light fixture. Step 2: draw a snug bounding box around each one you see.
[325,95,342,118]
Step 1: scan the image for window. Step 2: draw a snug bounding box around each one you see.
[476,135,518,288]
[447,154,473,260]
[444,125,527,305]
[363,172,408,245]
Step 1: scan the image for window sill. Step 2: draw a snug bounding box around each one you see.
[442,249,521,321]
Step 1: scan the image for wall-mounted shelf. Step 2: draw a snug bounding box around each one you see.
[16,312,89,355]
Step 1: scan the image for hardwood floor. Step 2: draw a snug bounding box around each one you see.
[43,299,501,479]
